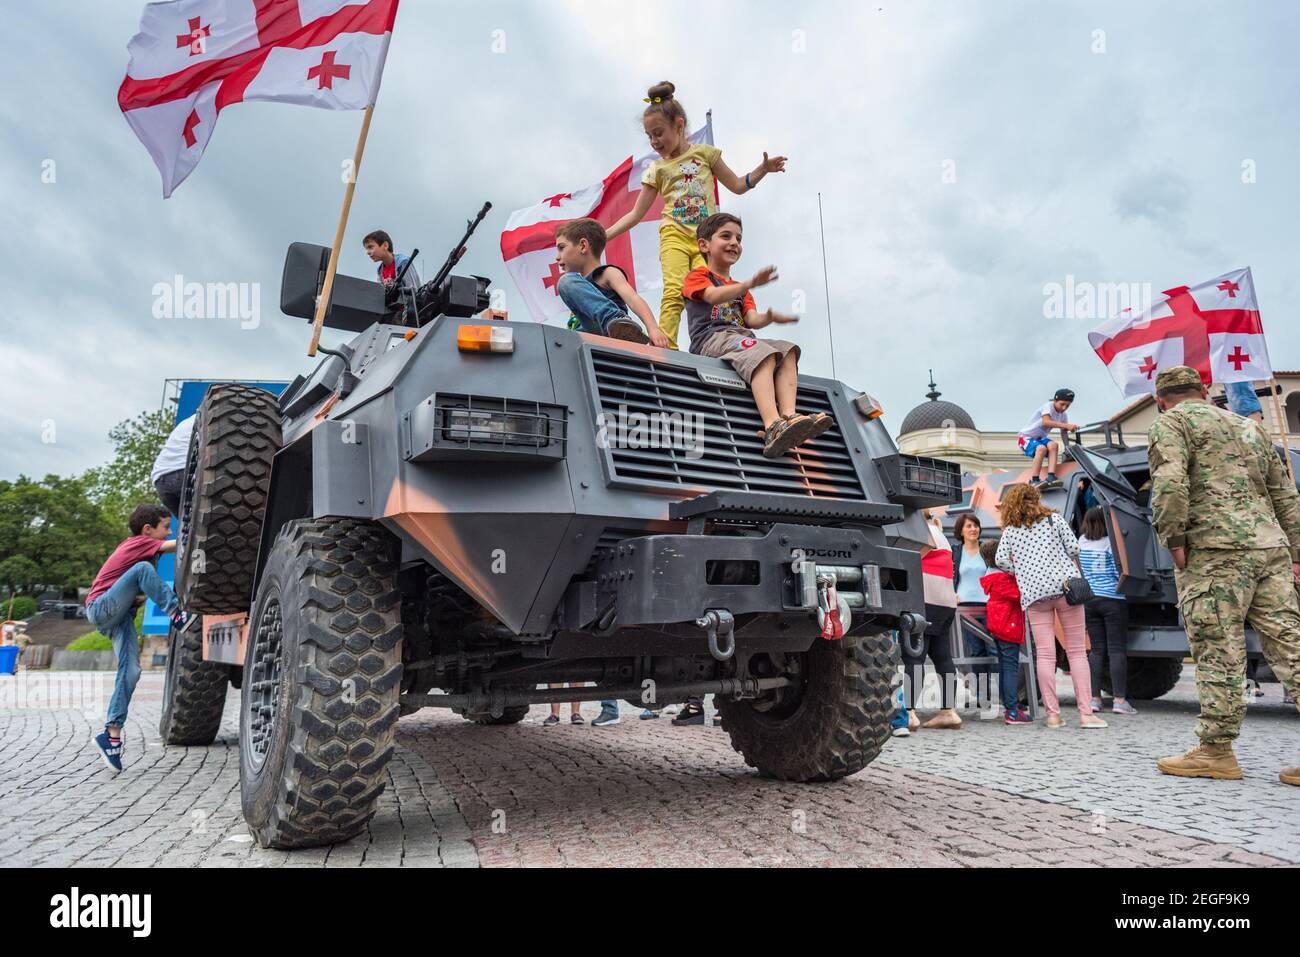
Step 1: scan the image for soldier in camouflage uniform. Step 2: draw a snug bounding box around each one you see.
[1146,367,1300,785]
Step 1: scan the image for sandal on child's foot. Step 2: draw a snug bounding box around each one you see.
[803,412,835,440]
[761,418,802,458]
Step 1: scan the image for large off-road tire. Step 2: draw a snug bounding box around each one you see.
[716,629,898,782]
[175,384,281,615]
[159,616,229,746]
[239,519,403,849]
[1109,657,1183,700]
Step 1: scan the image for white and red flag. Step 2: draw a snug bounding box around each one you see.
[500,118,715,331]
[1087,267,1269,396]
[119,0,399,197]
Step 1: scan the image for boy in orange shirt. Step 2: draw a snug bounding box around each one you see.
[682,212,831,457]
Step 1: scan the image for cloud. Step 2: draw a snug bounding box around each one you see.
[3,0,1300,483]
[1113,167,1191,229]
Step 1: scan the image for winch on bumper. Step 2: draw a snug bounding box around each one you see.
[561,491,928,639]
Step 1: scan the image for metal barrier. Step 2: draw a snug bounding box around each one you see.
[949,608,1043,720]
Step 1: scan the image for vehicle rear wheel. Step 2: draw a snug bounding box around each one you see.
[159,616,228,746]
[1108,657,1183,700]
[175,384,281,615]
[465,705,530,726]
[716,630,898,782]
[239,519,403,849]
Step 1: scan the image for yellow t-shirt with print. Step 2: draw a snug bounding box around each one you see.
[642,143,722,235]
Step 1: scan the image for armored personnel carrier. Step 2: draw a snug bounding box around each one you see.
[945,419,1300,699]
[159,212,960,848]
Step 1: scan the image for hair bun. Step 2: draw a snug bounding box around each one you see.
[646,80,676,102]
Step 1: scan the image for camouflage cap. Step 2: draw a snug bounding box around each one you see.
[1154,365,1203,392]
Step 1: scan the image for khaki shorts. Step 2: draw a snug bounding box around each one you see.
[698,329,799,383]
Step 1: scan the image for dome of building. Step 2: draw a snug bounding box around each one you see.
[898,374,976,435]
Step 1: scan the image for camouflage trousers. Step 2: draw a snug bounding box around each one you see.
[1176,546,1300,743]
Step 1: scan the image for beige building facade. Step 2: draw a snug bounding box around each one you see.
[895,372,1300,476]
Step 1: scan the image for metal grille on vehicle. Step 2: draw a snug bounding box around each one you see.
[589,350,866,499]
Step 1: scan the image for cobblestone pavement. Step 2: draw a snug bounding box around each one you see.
[1,667,1295,867]
[0,673,475,868]
[880,666,1300,863]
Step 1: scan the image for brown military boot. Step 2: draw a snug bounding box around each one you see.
[1281,767,1300,786]
[1156,742,1243,780]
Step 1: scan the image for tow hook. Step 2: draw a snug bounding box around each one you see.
[816,572,850,640]
[697,609,736,661]
[898,611,928,658]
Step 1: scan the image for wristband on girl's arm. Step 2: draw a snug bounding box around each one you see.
[744,173,752,189]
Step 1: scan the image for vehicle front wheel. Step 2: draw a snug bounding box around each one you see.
[239,518,403,849]
[716,629,898,782]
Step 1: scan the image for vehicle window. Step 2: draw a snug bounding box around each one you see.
[947,488,976,513]
[1073,446,1135,493]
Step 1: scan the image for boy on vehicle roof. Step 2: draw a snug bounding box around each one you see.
[1017,388,1078,489]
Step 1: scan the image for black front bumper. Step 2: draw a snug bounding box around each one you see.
[564,523,922,630]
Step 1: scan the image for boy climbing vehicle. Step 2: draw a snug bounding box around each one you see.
[554,218,671,346]
[84,504,187,773]
[604,81,787,349]
[1017,388,1078,489]
[683,212,832,458]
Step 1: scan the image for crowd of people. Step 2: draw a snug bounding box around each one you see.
[893,375,1299,789]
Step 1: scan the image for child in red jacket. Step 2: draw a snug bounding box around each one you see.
[978,538,1032,723]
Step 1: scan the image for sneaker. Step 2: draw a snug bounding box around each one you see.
[592,710,620,727]
[1080,715,1108,729]
[93,729,123,773]
[1045,713,1064,729]
[662,704,681,716]
[1090,697,1103,713]
[1004,707,1033,725]
[639,709,659,720]
[671,705,705,726]
[1111,700,1138,715]
[891,725,911,737]
[1029,476,1042,487]
[542,714,560,727]
[570,713,585,725]
[606,317,650,344]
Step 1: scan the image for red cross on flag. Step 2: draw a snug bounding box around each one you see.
[499,118,716,331]
[1087,267,1270,396]
[118,0,400,197]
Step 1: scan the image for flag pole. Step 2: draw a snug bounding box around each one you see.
[817,192,838,381]
[1266,378,1295,481]
[308,104,375,357]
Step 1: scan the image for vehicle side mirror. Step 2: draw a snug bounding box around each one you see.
[280,242,387,333]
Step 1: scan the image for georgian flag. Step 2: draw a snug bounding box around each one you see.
[500,118,716,339]
[1196,268,1271,383]
[118,0,399,197]
[1087,267,1270,396]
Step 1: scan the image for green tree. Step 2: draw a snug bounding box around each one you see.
[86,408,176,531]
[0,475,119,594]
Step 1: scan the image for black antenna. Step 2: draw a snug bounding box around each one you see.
[817,192,838,381]
[926,370,941,401]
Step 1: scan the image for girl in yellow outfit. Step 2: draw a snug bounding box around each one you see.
[605,81,788,349]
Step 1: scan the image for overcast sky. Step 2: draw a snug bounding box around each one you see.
[3,0,1299,482]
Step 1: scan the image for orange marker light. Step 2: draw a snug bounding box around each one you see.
[457,325,514,353]
[854,394,884,420]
